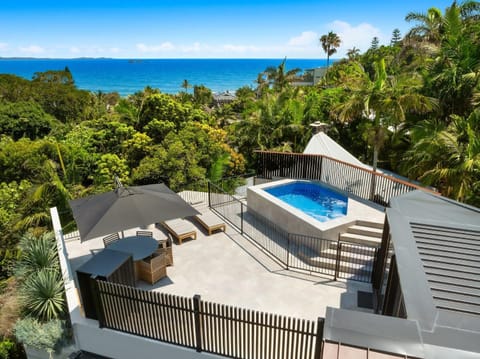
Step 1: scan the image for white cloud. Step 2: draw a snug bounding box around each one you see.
[180,42,208,53]
[136,42,175,52]
[66,46,122,56]
[0,42,8,50]
[327,20,384,57]
[288,31,318,47]
[222,44,261,53]
[19,45,45,55]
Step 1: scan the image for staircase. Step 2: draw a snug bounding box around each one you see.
[294,220,384,282]
[339,220,384,247]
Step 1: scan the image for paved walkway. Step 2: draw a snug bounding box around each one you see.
[144,216,371,320]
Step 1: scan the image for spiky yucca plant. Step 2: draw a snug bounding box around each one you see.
[20,268,65,322]
[15,232,58,279]
[15,232,65,322]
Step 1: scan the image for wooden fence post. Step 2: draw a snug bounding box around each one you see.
[314,317,325,359]
[193,294,203,352]
[369,172,377,202]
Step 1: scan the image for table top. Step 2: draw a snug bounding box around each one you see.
[77,248,132,277]
[107,235,158,261]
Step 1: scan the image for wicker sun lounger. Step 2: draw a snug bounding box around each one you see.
[193,212,226,235]
[162,218,197,245]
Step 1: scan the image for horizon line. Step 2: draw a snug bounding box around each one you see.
[0,56,337,61]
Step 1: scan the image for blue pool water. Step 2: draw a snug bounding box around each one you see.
[264,182,348,222]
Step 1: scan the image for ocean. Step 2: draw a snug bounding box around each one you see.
[0,58,328,97]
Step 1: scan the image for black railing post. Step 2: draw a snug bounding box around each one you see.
[334,242,342,281]
[286,233,291,269]
[193,294,203,352]
[240,202,244,235]
[313,317,325,359]
[207,181,211,208]
[256,151,261,178]
[372,219,389,291]
[371,248,379,284]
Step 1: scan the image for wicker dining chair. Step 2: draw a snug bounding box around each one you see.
[137,251,167,284]
[155,240,173,266]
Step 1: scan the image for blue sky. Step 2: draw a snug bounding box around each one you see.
[0,0,454,59]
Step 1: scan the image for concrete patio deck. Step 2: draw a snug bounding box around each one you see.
[65,206,373,321]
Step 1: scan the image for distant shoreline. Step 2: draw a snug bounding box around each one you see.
[0,58,329,96]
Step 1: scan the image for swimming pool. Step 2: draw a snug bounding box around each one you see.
[264,182,348,222]
[247,179,384,243]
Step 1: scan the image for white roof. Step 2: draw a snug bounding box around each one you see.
[303,132,370,169]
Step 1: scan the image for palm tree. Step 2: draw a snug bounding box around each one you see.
[346,47,360,61]
[254,72,269,98]
[233,90,308,158]
[405,6,444,43]
[427,1,480,120]
[264,58,300,92]
[336,58,437,172]
[15,159,72,233]
[320,31,341,71]
[181,79,192,92]
[405,1,480,44]
[401,110,480,205]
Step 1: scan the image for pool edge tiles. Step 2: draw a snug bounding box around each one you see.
[246,179,385,242]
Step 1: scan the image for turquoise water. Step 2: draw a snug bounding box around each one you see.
[265,181,348,222]
[0,58,329,96]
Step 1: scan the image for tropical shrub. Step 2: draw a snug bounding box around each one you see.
[0,338,15,359]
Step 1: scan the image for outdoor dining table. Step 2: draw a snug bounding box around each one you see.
[107,235,158,261]
[107,235,159,280]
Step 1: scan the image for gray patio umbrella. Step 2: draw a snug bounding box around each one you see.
[69,183,200,241]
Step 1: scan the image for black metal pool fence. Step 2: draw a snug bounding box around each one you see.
[207,181,378,283]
